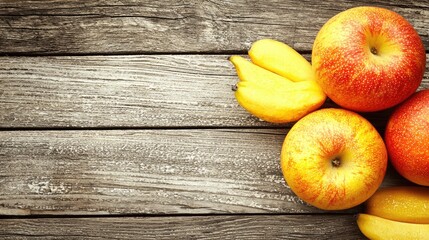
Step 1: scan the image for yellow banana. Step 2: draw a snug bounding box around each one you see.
[229,55,326,123]
[365,186,429,224]
[248,39,316,82]
[357,214,429,240]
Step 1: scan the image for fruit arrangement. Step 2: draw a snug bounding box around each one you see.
[229,6,427,239]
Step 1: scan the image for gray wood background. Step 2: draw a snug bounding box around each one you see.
[0,0,428,239]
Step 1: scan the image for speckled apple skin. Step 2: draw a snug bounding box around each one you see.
[312,6,426,112]
[281,108,387,210]
[385,90,429,186]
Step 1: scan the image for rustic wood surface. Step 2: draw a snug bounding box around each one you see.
[0,0,428,239]
[0,215,359,240]
[0,0,427,54]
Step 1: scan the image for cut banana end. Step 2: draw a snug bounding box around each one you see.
[357,214,429,240]
[249,39,316,82]
[229,55,326,123]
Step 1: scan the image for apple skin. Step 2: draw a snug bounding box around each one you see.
[385,90,429,186]
[312,6,426,112]
[281,108,387,210]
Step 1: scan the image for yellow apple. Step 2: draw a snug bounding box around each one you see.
[312,7,426,112]
[281,108,387,210]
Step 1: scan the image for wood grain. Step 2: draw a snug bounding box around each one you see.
[0,214,364,239]
[0,1,426,238]
[1,55,428,128]
[0,129,407,216]
[0,0,427,54]
[0,55,254,128]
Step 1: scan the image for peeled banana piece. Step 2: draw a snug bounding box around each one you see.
[357,214,429,240]
[365,186,429,224]
[249,39,316,82]
[229,55,326,123]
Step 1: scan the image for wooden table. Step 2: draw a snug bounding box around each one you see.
[0,1,427,239]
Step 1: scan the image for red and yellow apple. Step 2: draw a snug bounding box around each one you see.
[312,6,426,112]
[281,108,387,210]
[385,89,429,186]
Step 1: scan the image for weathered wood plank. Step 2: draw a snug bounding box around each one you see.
[0,214,364,239]
[0,0,427,54]
[1,55,428,128]
[0,55,247,128]
[0,129,407,216]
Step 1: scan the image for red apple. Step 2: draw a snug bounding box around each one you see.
[281,108,387,210]
[385,89,429,186]
[312,6,426,112]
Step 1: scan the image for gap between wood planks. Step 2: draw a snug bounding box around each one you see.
[0,211,359,219]
[1,49,428,57]
[0,50,310,57]
[0,125,294,132]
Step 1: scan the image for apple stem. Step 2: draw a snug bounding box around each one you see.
[332,157,341,168]
[232,84,238,91]
[370,47,378,55]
